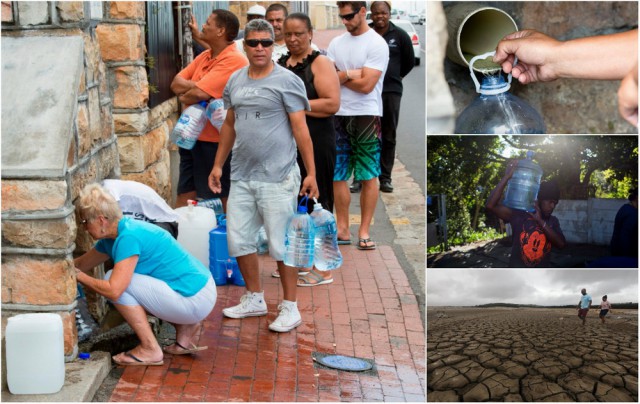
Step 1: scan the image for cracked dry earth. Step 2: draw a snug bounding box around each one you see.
[427,308,638,402]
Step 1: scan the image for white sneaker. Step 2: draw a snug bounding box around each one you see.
[268,301,302,332]
[223,291,267,318]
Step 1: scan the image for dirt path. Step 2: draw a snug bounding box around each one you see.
[427,308,638,401]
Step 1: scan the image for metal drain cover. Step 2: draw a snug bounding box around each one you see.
[316,354,373,372]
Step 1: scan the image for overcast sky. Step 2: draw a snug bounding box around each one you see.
[427,269,638,306]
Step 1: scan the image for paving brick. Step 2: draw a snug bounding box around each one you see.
[105,240,425,402]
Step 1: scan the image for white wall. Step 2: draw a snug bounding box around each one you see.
[554,198,627,245]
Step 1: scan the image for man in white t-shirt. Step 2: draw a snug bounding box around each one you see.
[327,1,389,251]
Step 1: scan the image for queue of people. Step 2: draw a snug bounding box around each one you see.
[74,2,405,366]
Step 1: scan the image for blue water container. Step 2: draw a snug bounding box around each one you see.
[209,217,245,286]
[503,151,543,212]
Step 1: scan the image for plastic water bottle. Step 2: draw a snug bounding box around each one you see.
[204,98,227,131]
[283,196,315,268]
[455,51,545,134]
[256,226,269,255]
[196,198,224,218]
[503,151,543,212]
[170,100,209,149]
[310,199,342,270]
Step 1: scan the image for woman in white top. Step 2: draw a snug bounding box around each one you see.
[599,295,613,324]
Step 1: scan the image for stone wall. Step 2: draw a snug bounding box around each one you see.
[1,1,179,365]
[554,198,628,245]
[442,1,638,134]
[1,1,119,361]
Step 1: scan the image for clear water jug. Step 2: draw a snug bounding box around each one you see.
[6,313,65,395]
[283,196,315,268]
[209,216,244,286]
[175,200,217,268]
[170,100,208,149]
[503,151,543,212]
[204,98,227,130]
[310,199,342,270]
[455,51,545,134]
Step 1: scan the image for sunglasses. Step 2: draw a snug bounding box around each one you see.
[245,39,274,48]
[338,11,359,21]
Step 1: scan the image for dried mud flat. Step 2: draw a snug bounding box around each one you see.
[427,307,638,402]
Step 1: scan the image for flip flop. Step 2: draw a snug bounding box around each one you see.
[162,341,208,355]
[337,238,351,245]
[297,271,334,287]
[357,238,376,250]
[113,351,164,367]
[271,270,309,278]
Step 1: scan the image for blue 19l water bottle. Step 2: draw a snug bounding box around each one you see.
[310,199,342,270]
[170,100,208,149]
[283,196,315,268]
[503,151,543,212]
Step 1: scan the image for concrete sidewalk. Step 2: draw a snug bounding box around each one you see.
[106,247,425,402]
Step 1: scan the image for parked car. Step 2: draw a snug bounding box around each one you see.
[366,11,372,24]
[393,19,421,66]
[408,13,420,24]
[419,12,426,25]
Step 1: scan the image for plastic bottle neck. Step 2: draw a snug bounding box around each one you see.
[479,74,510,96]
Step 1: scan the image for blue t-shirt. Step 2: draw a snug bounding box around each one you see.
[95,217,210,297]
[580,294,592,309]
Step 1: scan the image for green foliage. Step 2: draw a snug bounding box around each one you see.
[427,228,502,254]
[427,135,638,249]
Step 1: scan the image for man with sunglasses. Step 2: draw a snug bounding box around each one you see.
[327,1,389,251]
[208,19,319,333]
[171,10,248,209]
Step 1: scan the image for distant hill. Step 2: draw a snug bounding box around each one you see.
[476,302,639,309]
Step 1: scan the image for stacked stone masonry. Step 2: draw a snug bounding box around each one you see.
[1,1,178,366]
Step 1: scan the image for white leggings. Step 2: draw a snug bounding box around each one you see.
[105,271,216,325]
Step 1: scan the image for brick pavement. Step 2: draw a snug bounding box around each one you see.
[107,245,425,402]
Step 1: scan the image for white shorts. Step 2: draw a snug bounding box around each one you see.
[227,165,300,261]
[105,271,216,325]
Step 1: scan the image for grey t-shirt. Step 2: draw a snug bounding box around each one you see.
[223,63,310,182]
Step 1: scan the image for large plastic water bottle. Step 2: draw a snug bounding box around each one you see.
[310,199,342,270]
[503,151,543,212]
[455,51,545,134]
[283,196,315,268]
[170,100,209,149]
[175,200,217,268]
[209,216,244,286]
[6,313,65,394]
[204,98,227,131]
[196,198,224,219]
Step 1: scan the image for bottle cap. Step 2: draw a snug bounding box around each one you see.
[469,51,515,95]
[79,352,90,360]
[198,100,208,108]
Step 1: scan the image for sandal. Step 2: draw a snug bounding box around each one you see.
[357,238,376,250]
[271,270,309,278]
[338,238,351,245]
[113,351,164,367]
[297,271,334,287]
[162,341,208,355]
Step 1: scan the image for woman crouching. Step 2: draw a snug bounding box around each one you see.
[74,183,216,366]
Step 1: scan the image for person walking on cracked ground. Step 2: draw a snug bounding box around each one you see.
[327,1,389,250]
[599,295,613,324]
[577,288,592,326]
[351,0,415,194]
[208,19,318,332]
